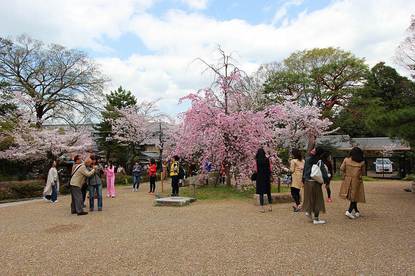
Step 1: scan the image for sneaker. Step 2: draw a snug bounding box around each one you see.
[43,196,49,202]
[313,219,326,224]
[268,205,272,212]
[259,206,266,213]
[89,208,94,212]
[327,198,332,203]
[354,212,360,218]
[345,211,356,219]
[77,212,88,216]
[98,208,102,211]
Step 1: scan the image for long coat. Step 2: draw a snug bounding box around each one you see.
[43,167,59,196]
[339,157,366,203]
[290,159,304,189]
[256,159,271,194]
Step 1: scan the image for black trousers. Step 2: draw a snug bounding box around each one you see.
[70,186,84,214]
[291,187,301,206]
[349,202,358,212]
[259,191,272,206]
[149,176,156,192]
[171,176,179,196]
[81,184,88,205]
[326,185,331,198]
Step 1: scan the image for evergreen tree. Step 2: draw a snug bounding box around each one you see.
[334,62,415,144]
[94,86,137,161]
[364,63,415,145]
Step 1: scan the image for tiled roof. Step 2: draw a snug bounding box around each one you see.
[317,135,411,151]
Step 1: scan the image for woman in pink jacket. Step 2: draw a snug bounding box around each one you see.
[105,161,116,198]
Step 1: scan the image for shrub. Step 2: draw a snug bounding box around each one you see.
[403,174,415,181]
[0,180,44,201]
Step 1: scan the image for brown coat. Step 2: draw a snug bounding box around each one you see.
[339,157,366,203]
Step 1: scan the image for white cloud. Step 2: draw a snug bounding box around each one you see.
[1,0,414,116]
[0,0,155,51]
[271,0,304,26]
[181,0,208,10]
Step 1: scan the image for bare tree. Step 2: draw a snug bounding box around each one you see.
[0,35,108,126]
[396,15,415,79]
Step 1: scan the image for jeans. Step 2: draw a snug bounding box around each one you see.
[132,175,141,189]
[51,184,58,202]
[70,186,84,214]
[171,176,179,196]
[88,184,103,210]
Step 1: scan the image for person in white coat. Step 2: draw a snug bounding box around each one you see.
[43,161,59,203]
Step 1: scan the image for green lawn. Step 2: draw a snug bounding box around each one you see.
[171,184,290,201]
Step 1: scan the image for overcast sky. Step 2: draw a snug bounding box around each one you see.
[1,0,414,116]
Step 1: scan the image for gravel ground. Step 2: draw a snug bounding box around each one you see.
[0,180,414,276]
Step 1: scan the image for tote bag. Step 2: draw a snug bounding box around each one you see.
[310,160,324,184]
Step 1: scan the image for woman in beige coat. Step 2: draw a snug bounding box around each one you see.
[290,148,304,212]
[339,147,365,219]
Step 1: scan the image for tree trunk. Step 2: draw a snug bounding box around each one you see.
[225,167,231,186]
[307,134,317,153]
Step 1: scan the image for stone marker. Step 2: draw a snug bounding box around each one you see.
[253,193,292,205]
[154,197,197,207]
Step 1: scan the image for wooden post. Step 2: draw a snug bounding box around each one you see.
[277,176,281,193]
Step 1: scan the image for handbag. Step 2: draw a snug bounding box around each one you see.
[250,172,257,181]
[310,160,324,184]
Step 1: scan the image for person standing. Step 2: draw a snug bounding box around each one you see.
[132,162,142,192]
[148,159,157,194]
[170,156,180,196]
[43,160,59,203]
[105,161,116,198]
[302,147,329,224]
[220,162,226,185]
[87,156,103,211]
[290,149,304,212]
[70,157,95,216]
[117,165,128,185]
[322,151,334,203]
[72,156,87,207]
[339,147,366,219]
[255,148,273,213]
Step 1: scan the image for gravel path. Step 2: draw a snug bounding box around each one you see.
[0,180,414,275]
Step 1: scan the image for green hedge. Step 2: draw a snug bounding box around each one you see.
[0,180,44,201]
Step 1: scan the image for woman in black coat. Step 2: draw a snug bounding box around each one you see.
[255,148,272,213]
